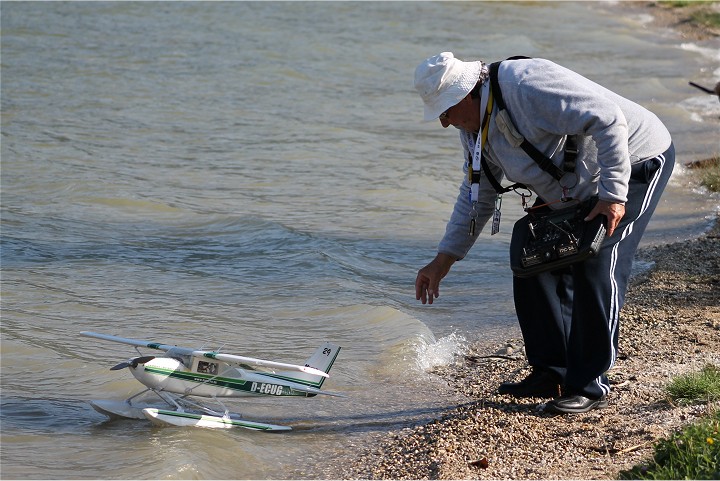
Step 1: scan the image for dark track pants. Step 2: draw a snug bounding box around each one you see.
[512,144,675,399]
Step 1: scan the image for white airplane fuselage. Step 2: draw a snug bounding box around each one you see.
[129,357,315,398]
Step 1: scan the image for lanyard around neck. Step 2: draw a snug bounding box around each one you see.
[466,81,492,204]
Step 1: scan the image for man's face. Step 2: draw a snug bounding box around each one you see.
[439,94,481,133]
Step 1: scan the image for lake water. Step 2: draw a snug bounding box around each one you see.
[1,2,719,479]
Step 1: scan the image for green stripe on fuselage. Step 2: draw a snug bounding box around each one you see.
[143,366,309,397]
[260,372,323,388]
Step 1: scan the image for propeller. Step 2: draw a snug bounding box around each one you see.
[110,355,156,370]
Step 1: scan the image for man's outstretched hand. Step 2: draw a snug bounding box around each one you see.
[415,253,456,305]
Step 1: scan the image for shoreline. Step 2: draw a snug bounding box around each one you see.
[333,215,719,480]
[618,1,720,42]
[328,3,719,480]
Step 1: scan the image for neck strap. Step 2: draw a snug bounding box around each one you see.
[482,59,578,195]
[466,82,493,203]
[490,61,565,181]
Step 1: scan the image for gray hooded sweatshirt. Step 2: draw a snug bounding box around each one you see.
[438,57,672,260]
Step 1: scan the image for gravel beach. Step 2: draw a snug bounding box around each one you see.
[333,215,719,480]
[328,3,720,479]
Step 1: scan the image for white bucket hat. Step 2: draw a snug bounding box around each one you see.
[414,52,482,121]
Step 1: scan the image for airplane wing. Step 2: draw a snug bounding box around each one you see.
[80,331,329,378]
[81,331,187,352]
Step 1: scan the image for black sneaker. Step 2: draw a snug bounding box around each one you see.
[543,394,608,414]
[498,368,562,398]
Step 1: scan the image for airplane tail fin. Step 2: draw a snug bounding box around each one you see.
[277,342,341,389]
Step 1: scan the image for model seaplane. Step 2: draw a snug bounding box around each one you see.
[80,331,342,431]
